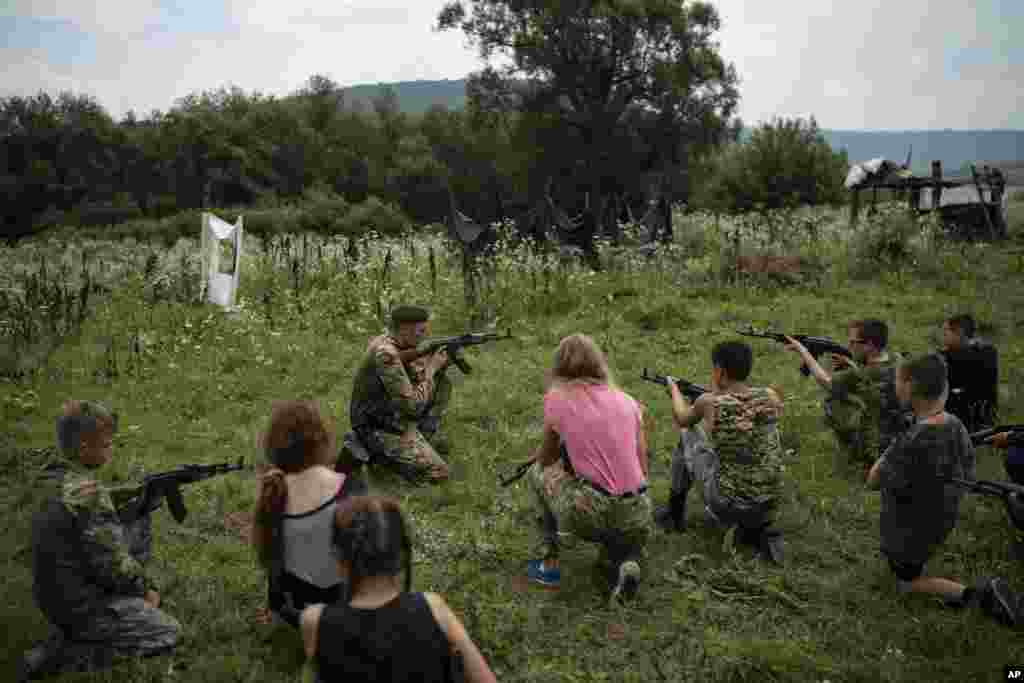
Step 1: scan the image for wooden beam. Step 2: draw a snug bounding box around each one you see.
[970,164,997,240]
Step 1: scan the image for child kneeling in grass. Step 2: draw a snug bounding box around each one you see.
[252,401,367,628]
[299,495,496,683]
[867,353,1019,625]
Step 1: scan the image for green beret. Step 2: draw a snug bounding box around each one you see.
[390,305,431,326]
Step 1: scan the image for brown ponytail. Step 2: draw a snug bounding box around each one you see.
[253,467,288,569]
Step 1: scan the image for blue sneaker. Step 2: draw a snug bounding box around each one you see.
[527,559,561,587]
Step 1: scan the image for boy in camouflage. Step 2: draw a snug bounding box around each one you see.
[866,354,1019,626]
[20,400,180,681]
[785,319,905,474]
[653,341,787,563]
[348,305,452,483]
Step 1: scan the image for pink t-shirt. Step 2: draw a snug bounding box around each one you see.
[543,383,645,495]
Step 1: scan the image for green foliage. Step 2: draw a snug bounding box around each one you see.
[439,0,741,244]
[694,116,849,213]
[337,196,412,237]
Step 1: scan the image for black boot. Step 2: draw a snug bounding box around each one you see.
[654,491,687,533]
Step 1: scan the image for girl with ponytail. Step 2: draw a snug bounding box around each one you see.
[252,401,367,628]
[299,496,496,683]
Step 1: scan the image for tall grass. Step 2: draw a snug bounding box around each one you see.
[1,201,1022,682]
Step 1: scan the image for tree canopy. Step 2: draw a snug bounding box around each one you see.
[438,0,741,247]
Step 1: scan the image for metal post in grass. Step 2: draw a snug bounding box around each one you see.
[383,248,392,288]
[429,243,437,294]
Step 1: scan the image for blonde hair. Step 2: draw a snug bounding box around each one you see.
[547,334,616,389]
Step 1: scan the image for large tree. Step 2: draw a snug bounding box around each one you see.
[438,0,740,250]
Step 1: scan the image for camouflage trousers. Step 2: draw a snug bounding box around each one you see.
[670,427,777,531]
[73,595,180,656]
[364,429,449,483]
[361,373,452,483]
[27,597,180,677]
[527,460,650,565]
[27,514,180,677]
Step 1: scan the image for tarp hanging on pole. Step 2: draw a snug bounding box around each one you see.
[200,212,244,309]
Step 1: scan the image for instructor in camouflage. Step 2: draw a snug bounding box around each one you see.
[653,341,787,563]
[348,305,452,483]
[21,400,179,681]
[785,319,905,474]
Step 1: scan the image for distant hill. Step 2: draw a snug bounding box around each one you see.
[341,79,467,115]
[348,79,1024,173]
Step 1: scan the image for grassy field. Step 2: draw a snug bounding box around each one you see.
[2,202,1024,682]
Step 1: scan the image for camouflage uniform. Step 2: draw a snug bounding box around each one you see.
[349,334,451,483]
[528,455,651,569]
[25,457,180,677]
[824,354,905,468]
[672,386,785,530]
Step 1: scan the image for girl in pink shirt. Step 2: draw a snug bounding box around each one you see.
[523,334,651,603]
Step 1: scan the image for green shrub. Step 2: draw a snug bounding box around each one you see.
[692,116,849,214]
[297,198,350,234]
[847,204,923,279]
[336,195,411,237]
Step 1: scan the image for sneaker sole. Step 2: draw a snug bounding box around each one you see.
[610,562,641,603]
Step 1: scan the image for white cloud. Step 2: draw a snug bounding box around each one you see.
[2,0,164,35]
[0,0,1019,128]
[711,0,1006,128]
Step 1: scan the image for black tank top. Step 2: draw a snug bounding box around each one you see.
[315,592,456,682]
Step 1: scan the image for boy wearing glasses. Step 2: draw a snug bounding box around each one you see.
[785,319,907,476]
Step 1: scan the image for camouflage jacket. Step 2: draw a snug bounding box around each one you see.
[707,386,785,504]
[31,458,151,629]
[825,354,905,465]
[349,335,437,434]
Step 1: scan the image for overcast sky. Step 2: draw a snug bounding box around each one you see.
[1,0,1021,130]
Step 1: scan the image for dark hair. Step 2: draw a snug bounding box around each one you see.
[55,400,118,460]
[946,314,975,339]
[253,401,337,569]
[332,496,412,597]
[898,353,948,401]
[712,341,753,382]
[850,319,888,350]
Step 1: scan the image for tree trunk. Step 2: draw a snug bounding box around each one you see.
[660,195,673,243]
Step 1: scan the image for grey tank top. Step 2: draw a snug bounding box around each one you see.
[282,482,344,589]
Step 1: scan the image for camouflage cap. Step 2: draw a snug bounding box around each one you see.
[390,305,431,327]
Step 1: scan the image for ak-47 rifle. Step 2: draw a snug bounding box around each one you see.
[946,476,1024,533]
[113,458,249,524]
[640,368,708,401]
[969,425,1024,447]
[737,326,852,378]
[399,329,514,374]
